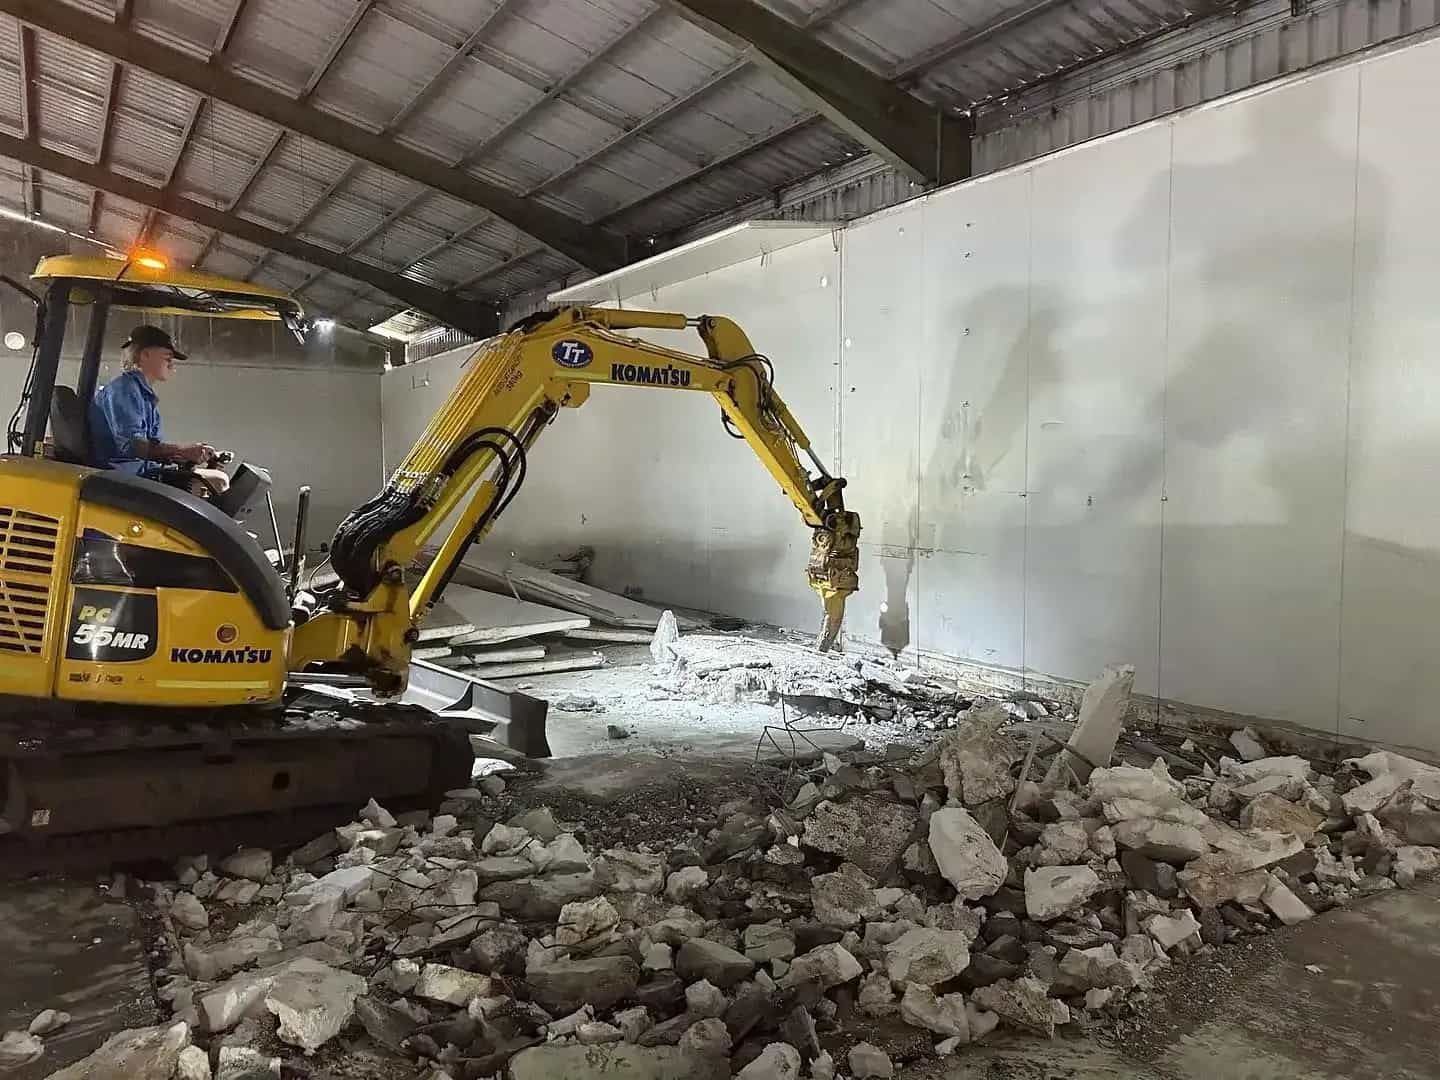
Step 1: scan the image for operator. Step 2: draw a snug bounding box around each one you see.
[89,324,230,495]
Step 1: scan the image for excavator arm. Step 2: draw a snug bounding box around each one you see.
[291,306,860,690]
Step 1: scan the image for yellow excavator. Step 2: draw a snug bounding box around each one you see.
[0,255,859,865]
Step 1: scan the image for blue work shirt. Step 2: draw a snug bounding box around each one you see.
[89,369,161,476]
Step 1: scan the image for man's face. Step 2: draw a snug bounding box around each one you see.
[136,345,177,383]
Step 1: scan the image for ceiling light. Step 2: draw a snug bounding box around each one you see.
[4,331,25,350]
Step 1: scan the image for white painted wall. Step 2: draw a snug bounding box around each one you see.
[383,35,1440,753]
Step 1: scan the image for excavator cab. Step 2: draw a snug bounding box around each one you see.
[6,256,306,521]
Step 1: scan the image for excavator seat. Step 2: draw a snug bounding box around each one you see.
[49,386,91,466]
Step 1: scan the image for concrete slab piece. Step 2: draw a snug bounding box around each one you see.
[417,600,474,642]
[451,554,687,630]
[443,585,590,645]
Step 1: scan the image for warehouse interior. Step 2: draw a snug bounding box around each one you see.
[3,1,1440,1078]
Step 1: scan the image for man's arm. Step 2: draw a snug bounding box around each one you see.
[131,438,211,465]
[97,379,210,465]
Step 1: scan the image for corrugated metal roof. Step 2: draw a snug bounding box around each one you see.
[18,0,1440,340]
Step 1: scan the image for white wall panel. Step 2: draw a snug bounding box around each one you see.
[838,206,924,656]
[1337,43,1440,751]
[620,238,841,628]
[1022,125,1171,696]
[382,32,1440,752]
[913,176,1032,672]
[1159,69,1357,730]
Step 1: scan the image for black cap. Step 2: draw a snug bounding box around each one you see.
[122,325,187,362]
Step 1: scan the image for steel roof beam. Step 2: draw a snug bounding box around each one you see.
[667,0,969,185]
[0,0,628,272]
[385,0,522,131]
[135,93,208,250]
[299,0,373,101]
[0,133,498,337]
[18,23,39,217]
[213,0,250,55]
[805,0,868,27]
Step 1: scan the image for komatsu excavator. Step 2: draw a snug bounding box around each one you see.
[0,256,859,866]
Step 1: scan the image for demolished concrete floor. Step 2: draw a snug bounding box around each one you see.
[944,881,1440,1080]
[9,633,1440,1080]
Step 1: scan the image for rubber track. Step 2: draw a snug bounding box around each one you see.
[0,701,474,877]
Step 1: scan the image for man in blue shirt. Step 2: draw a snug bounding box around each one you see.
[90,325,227,492]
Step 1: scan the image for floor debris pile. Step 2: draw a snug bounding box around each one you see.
[23,667,1440,1080]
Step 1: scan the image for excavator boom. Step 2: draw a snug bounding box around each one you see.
[294,307,861,686]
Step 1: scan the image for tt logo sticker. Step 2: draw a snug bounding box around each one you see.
[553,340,593,368]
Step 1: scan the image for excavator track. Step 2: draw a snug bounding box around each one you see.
[0,694,475,877]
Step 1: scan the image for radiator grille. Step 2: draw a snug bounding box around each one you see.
[0,507,60,654]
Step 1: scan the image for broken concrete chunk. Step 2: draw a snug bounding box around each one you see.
[0,1031,43,1070]
[899,984,970,1038]
[743,923,796,963]
[1090,763,1186,805]
[594,849,665,894]
[1260,874,1314,925]
[811,863,881,928]
[675,938,755,989]
[184,932,282,981]
[174,1044,211,1080]
[414,963,494,1007]
[264,963,366,1052]
[508,1043,727,1080]
[1239,793,1323,841]
[971,976,1056,1037]
[481,823,532,857]
[219,848,272,882]
[1144,910,1200,950]
[1112,819,1207,864]
[360,797,397,828]
[643,942,674,971]
[555,895,620,947]
[737,1042,803,1080]
[579,1020,626,1045]
[857,971,897,1017]
[938,706,1019,805]
[684,978,728,1019]
[46,1021,190,1080]
[1034,820,1091,866]
[354,995,419,1051]
[780,943,862,990]
[28,1008,70,1036]
[215,880,262,905]
[527,955,640,1014]
[1393,845,1440,886]
[665,865,708,903]
[215,1045,280,1080]
[1229,727,1267,762]
[801,797,919,879]
[883,928,971,986]
[480,871,600,919]
[1063,665,1135,782]
[1024,865,1103,921]
[848,1041,895,1078]
[928,808,1007,900]
[678,1017,730,1058]
[171,892,209,932]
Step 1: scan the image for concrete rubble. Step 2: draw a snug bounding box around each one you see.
[50,657,1440,1080]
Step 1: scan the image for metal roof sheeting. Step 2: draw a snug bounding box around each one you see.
[13,0,1440,341]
